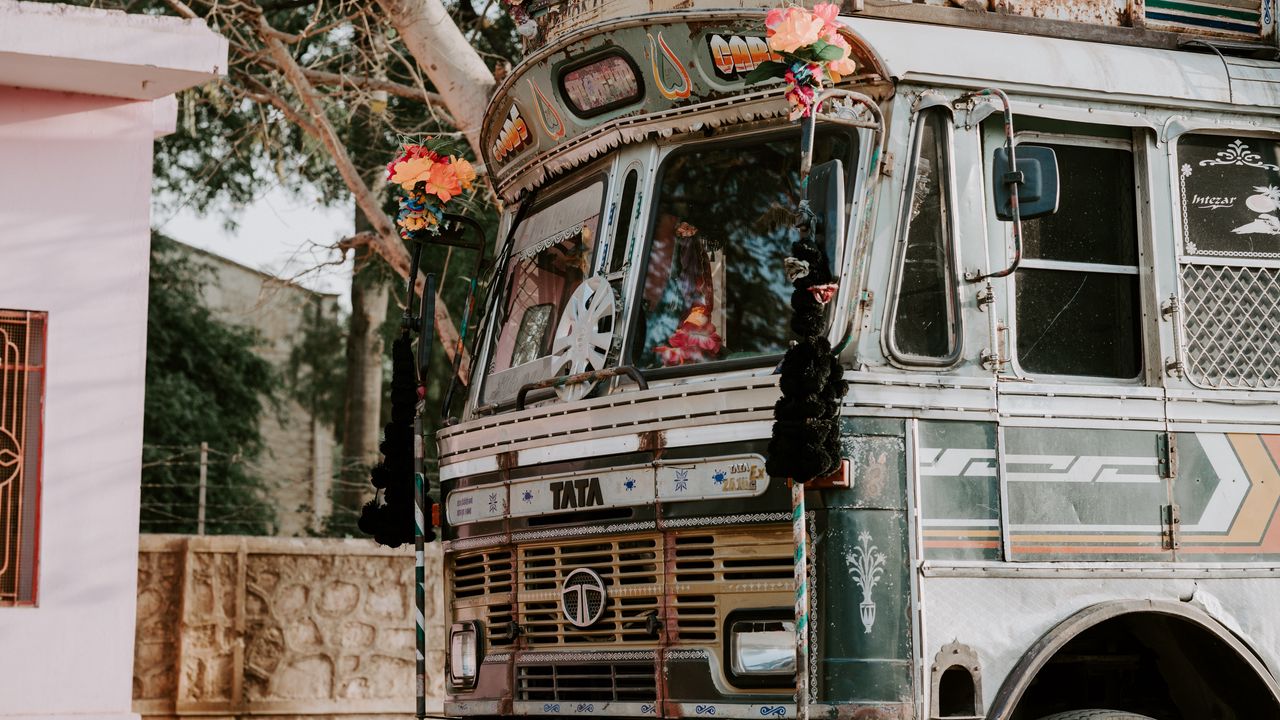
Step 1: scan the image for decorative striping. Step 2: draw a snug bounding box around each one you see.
[1145,0,1263,35]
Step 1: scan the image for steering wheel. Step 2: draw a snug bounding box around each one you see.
[549,275,617,402]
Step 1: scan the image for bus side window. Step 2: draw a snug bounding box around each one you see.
[1012,139,1142,379]
[889,107,960,364]
[610,169,640,274]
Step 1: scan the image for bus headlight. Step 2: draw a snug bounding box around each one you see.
[449,622,480,688]
[729,617,796,677]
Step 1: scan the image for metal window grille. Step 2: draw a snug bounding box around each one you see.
[1180,264,1280,390]
[0,310,46,605]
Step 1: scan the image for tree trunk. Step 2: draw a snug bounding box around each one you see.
[335,27,393,532]
[374,0,496,157]
[336,241,390,528]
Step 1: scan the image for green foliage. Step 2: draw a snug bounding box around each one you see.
[141,234,278,534]
[286,302,349,436]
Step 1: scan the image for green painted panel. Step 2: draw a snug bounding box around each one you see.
[1004,427,1171,561]
[824,419,906,511]
[813,509,912,703]
[918,421,1001,562]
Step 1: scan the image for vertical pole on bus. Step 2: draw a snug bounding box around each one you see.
[792,110,818,720]
[791,479,809,720]
[415,272,437,720]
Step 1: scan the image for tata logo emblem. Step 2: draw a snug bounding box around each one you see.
[550,477,604,510]
[560,568,607,628]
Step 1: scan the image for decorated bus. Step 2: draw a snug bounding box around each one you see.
[434,0,1280,718]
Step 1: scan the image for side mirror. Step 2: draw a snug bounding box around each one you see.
[807,159,846,264]
[992,145,1059,222]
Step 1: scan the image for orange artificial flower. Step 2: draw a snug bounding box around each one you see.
[390,155,437,190]
[425,161,462,202]
[450,156,478,191]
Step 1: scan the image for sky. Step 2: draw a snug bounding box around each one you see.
[152,186,357,309]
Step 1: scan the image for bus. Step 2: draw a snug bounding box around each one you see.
[437,0,1280,718]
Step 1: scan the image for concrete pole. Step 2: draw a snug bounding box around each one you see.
[197,441,208,536]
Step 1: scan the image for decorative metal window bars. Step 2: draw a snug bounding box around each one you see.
[1179,264,1280,390]
[0,310,46,605]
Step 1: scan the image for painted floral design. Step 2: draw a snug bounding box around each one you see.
[847,530,887,634]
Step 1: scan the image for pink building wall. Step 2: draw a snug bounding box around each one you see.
[0,85,156,720]
[0,3,226,718]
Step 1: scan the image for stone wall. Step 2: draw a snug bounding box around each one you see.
[135,534,445,719]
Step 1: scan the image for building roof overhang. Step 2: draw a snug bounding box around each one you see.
[0,0,228,101]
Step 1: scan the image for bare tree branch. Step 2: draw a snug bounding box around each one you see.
[163,0,198,18]
[301,68,450,110]
[258,17,472,383]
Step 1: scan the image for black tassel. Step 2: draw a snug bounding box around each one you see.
[767,206,846,483]
[358,332,436,547]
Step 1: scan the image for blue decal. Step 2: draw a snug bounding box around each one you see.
[760,707,786,717]
[674,469,689,493]
[712,470,726,485]
[575,704,595,713]
[522,490,534,503]
[641,705,657,715]
[543,704,561,713]
[624,477,637,491]
[695,705,717,716]
[1267,0,1273,25]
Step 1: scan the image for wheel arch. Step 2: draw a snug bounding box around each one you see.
[986,598,1280,720]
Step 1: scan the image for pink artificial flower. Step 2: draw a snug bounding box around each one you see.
[765,7,786,32]
[768,7,824,54]
[827,34,857,79]
[812,3,840,40]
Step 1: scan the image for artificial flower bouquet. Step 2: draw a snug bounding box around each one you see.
[744,3,858,120]
[386,141,479,240]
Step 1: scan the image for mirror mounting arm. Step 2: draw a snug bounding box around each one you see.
[799,88,886,183]
[961,87,1023,284]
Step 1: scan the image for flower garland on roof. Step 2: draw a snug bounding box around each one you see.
[744,3,858,120]
[386,141,478,241]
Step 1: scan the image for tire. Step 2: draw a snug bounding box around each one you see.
[1035,711,1159,720]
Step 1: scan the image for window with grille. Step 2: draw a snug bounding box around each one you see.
[1176,134,1280,390]
[0,310,46,606]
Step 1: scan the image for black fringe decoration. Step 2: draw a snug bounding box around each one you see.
[766,207,847,483]
[358,333,435,547]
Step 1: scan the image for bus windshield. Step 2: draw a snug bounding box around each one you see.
[482,177,607,404]
[631,131,856,369]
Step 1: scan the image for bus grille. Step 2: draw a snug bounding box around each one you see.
[519,537,662,645]
[517,662,657,702]
[451,548,515,646]
[447,527,791,648]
